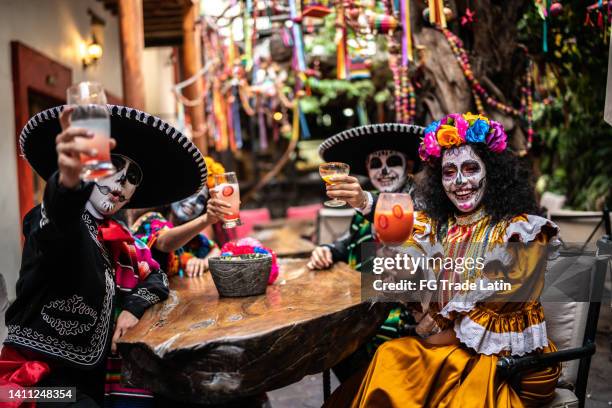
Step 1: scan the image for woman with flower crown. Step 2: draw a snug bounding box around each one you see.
[326,113,561,408]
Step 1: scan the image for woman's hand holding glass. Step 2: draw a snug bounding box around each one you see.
[205,195,234,225]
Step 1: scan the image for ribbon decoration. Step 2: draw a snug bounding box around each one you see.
[336,2,349,79]
[289,0,307,72]
[258,100,268,150]
[292,98,301,141]
[213,81,229,151]
[243,0,253,71]
[231,87,243,149]
[298,101,311,139]
[543,0,551,52]
[227,95,237,152]
[428,0,447,27]
[400,0,413,64]
[357,100,370,125]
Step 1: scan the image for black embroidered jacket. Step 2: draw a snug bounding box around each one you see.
[4,173,169,369]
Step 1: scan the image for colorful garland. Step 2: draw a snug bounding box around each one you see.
[391,62,416,124]
[418,113,508,162]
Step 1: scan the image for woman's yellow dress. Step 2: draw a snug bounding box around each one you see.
[330,210,561,408]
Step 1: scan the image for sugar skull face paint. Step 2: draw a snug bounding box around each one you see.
[88,154,142,216]
[171,188,208,223]
[366,150,408,193]
[441,145,486,213]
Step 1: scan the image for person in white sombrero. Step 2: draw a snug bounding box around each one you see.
[0,104,217,406]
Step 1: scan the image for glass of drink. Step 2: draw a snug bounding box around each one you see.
[67,82,115,181]
[319,162,350,207]
[374,193,414,245]
[213,172,241,229]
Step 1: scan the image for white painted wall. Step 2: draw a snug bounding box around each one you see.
[142,46,176,121]
[0,0,123,301]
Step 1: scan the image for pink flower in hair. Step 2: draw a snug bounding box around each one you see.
[422,131,442,159]
[486,120,508,153]
[445,113,469,140]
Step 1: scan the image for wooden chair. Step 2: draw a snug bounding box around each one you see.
[497,237,611,408]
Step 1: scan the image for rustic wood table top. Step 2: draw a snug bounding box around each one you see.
[118,259,390,404]
[251,226,316,258]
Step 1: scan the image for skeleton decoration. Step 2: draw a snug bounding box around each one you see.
[441,145,486,213]
[88,154,143,216]
[366,150,408,193]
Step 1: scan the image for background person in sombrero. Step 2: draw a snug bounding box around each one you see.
[308,123,424,382]
[1,105,206,407]
[326,113,561,408]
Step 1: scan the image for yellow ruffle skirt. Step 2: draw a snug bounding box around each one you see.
[326,336,560,408]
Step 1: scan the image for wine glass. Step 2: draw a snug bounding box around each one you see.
[213,172,242,228]
[374,193,414,245]
[67,82,115,181]
[319,162,350,207]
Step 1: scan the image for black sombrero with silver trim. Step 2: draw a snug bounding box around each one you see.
[19,104,207,209]
[318,123,424,176]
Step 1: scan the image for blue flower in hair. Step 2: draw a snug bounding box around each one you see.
[465,119,489,143]
[424,120,441,136]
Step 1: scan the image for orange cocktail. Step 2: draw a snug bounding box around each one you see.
[375,207,414,244]
[374,193,414,245]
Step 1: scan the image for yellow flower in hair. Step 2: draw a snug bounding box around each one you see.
[463,112,490,125]
[436,125,463,147]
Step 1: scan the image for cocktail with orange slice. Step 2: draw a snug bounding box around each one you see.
[374,193,414,245]
[213,172,241,228]
[319,162,350,207]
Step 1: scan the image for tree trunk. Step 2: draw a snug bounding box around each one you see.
[410,0,530,150]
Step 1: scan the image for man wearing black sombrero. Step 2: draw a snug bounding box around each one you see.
[0,105,215,406]
[307,123,424,383]
[308,123,424,271]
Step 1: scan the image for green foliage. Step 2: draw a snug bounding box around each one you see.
[301,11,392,115]
[519,2,612,210]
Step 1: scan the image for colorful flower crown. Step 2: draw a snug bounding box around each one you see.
[418,113,508,162]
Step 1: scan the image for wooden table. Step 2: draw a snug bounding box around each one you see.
[251,227,316,258]
[118,259,390,404]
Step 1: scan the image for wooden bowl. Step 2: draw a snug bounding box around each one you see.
[208,254,272,297]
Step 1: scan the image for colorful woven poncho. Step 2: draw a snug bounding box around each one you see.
[131,212,217,277]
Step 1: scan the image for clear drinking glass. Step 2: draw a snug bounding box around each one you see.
[319,162,350,207]
[374,193,414,245]
[66,82,115,181]
[213,172,242,228]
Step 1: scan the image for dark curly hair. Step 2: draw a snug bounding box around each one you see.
[417,144,539,225]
